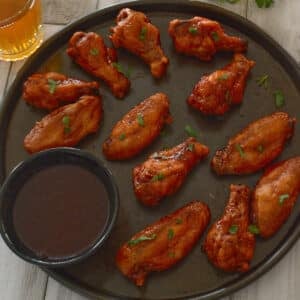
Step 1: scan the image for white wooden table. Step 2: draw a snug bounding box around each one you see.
[0,1,299,299]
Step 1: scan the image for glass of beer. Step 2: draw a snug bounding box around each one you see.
[0,0,43,61]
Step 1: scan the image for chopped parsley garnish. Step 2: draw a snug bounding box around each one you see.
[187,143,195,152]
[48,78,57,94]
[248,224,260,235]
[139,27,147,41]
[168,252,175,258]
[229,224,238,234]
[235,143,245,158]
[89,48,99,56]
[218,73,229,81]
[185,125,198,138]
[256,74,269,89]
[175,218,183,224]
[257,144,264,153]
[151,173,165,182]
[211,31,219,42]
[279,194,289,205]
[137,113,145,127]
[255,0,274,8]
[188,26,198,35]
[274,90,285,108]
[128,234,157,246]
[62,115,71,134]
[119,133,126,141]
[168,228,174,240]
[111,62,131,78]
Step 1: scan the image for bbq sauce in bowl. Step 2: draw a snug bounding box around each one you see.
[13,164,109,258]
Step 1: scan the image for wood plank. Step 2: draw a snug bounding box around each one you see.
[247,0,300,63]
[42,0,98,24]
[0,62,11,101]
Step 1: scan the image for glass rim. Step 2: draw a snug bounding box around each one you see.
[0,0,34,27]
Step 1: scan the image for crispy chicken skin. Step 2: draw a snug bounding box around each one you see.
[211,112,296,175]
[116,201,211,286]
[22,72,99,110]
[168,17,247,61]
[110,8,169,78]
[103,93,172,160]
[24,95,102,153]
[203,184,255,272]
[67,32,130,98]
[133,138,209,206]
[187,54,255,115]
[252,157,300,238]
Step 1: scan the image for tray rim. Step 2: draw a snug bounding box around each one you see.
[0,1,299,299]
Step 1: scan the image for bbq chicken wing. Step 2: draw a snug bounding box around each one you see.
[203,184,255,272]
[67,32,130,98]
[211,112,296,175]
[116,201,210,286]
[24,95,102,153]
[133,138,209,206]
[110,8,169,78]
[168,17,247,61]
[252,156,300,238]
[22,72,99,110]
[103,93,172,160]
[187,54,255,115]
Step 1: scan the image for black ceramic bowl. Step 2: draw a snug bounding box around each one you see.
[0,147,119,267]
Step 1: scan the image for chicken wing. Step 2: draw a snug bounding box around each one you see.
[133,138,209,206]
[252,156,300,238]
[168,17,247,61]
[116,201,210,286]
[187,54,255,115]
[211,112,296,175]
[24,95,102,153]
[110,8,169,78]
[203,184,255,272]
[67,32,130,98]
[22,72,99,110]
[103,93,172,160]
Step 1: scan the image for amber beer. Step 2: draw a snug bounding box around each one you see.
[0,0,42,61]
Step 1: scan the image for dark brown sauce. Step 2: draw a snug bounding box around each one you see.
[13,164,109,258]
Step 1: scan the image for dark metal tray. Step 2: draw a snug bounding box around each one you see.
[0,1,299,299]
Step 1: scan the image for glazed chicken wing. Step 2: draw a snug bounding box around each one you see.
[133,138,209,206]
[203,184,255,272]
[187,54,255,115]
[110,8,169,78]
[67,32,130,98]
[168,17,247,61]
[252,156,300,238]
[24,95,102,153]
[22,72,99,110]
[103,93,172,160]
[116,201,210,286]
[212,112,296,175]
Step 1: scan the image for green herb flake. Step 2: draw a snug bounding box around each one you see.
[255,0,274,8]
[137,113,145,127]
[119,133,126,141]
[229,224,238,234]
[187,143,195,152]
[218,72,229,81]
[274,90,285,108]
[168,252,175,258]
[47,78,57,94]
[139,27,147,41]
[257,145,264,153]
[211,31,220,42]
[89,48,99,56]
[151,173,165,182]
[62,115,71,134]
[185,125,198,138]
[128,234,157,246]
[248,224,260,235]
[235,143,245,158]
[188,26,198,35]
[175,218,183,224]
[112,62,131,78]
[256,74,269,89]
[279,194,289,205]
[168,228,174,240]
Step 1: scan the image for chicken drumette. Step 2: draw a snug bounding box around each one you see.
[168,17,247,61]
[67,32,130,98]
[187,54,255,115]
[211,112,296,175]
[116,201,210,286]
[110,8,169,78]
[252,156,300,238]
[24,95,102,153]
[133,138,209,206]
[22,72,99,110]
[103,93,172,160]
[203,184,255,272]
